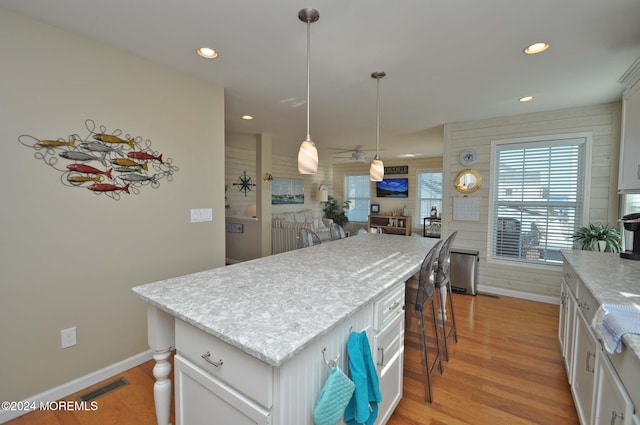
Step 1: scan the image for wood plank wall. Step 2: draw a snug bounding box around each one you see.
[442,102,622,299]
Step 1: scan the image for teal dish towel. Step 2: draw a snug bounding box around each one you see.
[313,366,355,425]
[344,331,382,425]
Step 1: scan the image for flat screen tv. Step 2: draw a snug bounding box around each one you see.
[376,178,408,198]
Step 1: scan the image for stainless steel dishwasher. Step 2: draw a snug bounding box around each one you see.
[450,248,479,295]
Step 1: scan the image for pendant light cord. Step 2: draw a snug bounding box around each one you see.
[376,77,380,159]
[306,20,311,141]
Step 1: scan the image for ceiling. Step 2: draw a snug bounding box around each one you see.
[3,0,640,163]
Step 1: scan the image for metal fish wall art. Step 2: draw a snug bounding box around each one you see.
[18,119,179,200]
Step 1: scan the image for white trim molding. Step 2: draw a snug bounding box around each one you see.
[477,284,560,305]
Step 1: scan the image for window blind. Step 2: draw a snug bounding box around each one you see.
[345,174,370,222]
[491,137,586,265]
[418,171,442,219]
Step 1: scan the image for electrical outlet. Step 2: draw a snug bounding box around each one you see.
[61,327,77,349]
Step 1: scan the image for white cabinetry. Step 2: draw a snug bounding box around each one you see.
[372,284,405,425]
[572,305,597,425]
[619,57,640,193]
[172,280,406,425]
[559,277,577,383]
[175,355,271,425]
[593,351,634,425]
[560,260,638,425]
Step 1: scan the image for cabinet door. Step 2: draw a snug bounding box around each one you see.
[594,352,634,425]
[564,285,577,384]
[373,312,404,425]
[175,354,271,425]
[572,311,597,425]
[619,81,640,192]
[559,282,567,354]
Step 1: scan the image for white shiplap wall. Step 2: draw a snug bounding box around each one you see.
[442,102,622,299]
[225,146,331,218]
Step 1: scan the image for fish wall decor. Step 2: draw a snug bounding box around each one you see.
[18,119,179,200]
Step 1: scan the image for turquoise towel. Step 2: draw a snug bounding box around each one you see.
[313,366,355,425]
[344,331,382,425]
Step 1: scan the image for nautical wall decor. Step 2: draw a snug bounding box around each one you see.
[272,177,304,204]
[232,171,256,196]
[18,119,178,199]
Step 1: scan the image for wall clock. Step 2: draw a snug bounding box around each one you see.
[459,149,478,166]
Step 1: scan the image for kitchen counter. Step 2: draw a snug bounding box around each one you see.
[560,250,640,359]
[132,233,438,425]
[133,233,436,366]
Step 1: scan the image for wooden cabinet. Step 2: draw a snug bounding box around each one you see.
[369,215,412,236]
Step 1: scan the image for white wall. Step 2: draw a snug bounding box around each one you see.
[442,103,621,298]
[0,8,225,402]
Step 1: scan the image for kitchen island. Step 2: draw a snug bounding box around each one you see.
[132,233,438,425]
[560,250,640,425]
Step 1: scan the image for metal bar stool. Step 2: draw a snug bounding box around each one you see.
[434,231,458,362]
[405,240,443,404]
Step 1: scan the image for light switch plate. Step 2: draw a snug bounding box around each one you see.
[190,208,213,223]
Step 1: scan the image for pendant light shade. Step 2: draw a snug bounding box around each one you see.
[370,157,384,181]
[370,72,386,182]
[297,8,320,174]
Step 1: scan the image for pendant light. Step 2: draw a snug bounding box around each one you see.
[297,8,320,174]
[370,71,386,182]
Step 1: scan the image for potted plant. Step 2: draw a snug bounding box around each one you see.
[571,223,622,253]
[323,196,350,229]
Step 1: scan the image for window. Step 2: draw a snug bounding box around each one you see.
[345,174,370,222]
[490,134,590,266]
[417,171,442,219]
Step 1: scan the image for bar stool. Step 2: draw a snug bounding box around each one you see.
[405,240,443,404]
[297,228,321,248]
[434,231,458,362]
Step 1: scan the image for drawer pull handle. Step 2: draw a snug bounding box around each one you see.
[610,411,623,425]
[201,351,223,367]
[388,301,400,311]
[377,347,385,367]
[585,351,595,373]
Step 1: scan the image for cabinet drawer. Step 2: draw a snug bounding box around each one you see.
[374,313,404,372]
[576,282,598,325]
[374,283,405,331]
[563,263,579,296]
[373,313,404,425]
[175,355,271,425]
[175,319,273,408]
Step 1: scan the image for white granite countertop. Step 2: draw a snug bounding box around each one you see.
[561,250,640,360]
[132,233,438,366]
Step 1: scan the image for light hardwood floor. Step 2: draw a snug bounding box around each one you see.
[7,293,578,425]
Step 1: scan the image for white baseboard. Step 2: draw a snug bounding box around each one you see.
[477,284,560,305]
[0,349,153,424]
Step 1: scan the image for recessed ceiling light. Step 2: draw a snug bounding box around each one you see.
[519,96,535,102]
[196,47,219,59]
[396,153,418,158]
[241,115,254,120]
[524,42,549,55]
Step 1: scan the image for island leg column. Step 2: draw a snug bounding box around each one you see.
[439,285,448,321]
[147,306,175,425]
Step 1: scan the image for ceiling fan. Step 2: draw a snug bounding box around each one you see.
[330,145,375,163]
